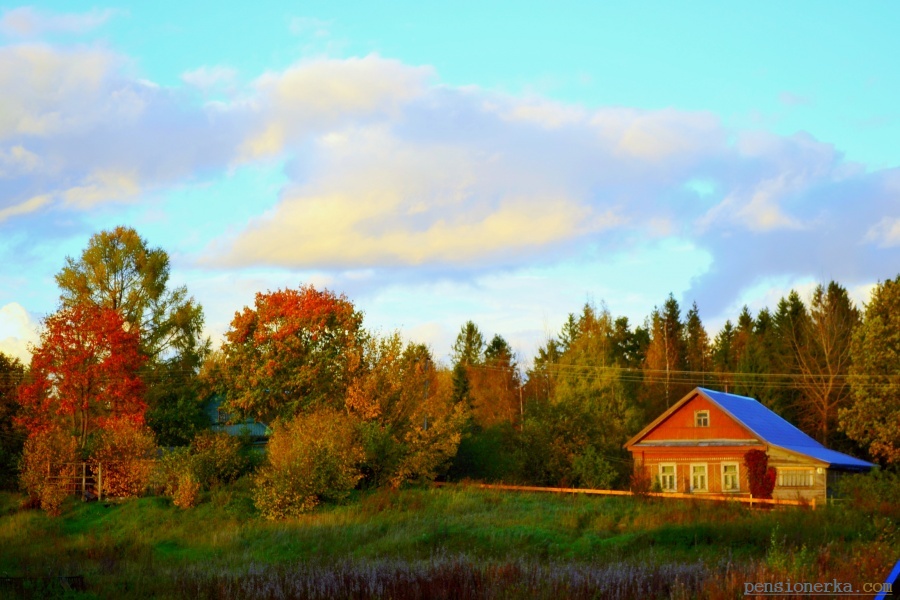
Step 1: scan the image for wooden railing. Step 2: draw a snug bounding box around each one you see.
[433,481,816,509]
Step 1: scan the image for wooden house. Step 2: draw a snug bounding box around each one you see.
[203,394,270,447]
[624,387,874,503]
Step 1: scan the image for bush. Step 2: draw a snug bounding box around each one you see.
[173,472,201,509]
[190,431,249,487]
[357,421,404,489]
[629,460,652,497]
[90,423,157,498]
[19,428,78,514]
[40,480,68,516]
[150,447,193,497]
[253,410,363,519]
[835,469,900,518]
[447,424,523,483]
[744,450,776,499]
[572,446,618,489]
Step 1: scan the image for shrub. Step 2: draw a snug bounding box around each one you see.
[253,410,363,519]
[447,423,523,483]
[357,421,403,489]
[19,428,78,514]
[39,480,68,516]
[190,431,249,488]
[629,460,652,497]
[835,469,900,518]
[391,400,466,487]
[90,423,157,498]
[572,445,618,489]
[173,472,201,509]
[150,447,193,497]
[744,449,776,499]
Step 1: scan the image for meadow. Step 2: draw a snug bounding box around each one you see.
[0,481,896,599]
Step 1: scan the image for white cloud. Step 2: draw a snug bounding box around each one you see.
[864,216,900,247]
[0,144,40,176]
[0,7,115,37]
[181,65,238,91]
[2,41,899,332]
[239,55,433,159]
[0,43,245,221]
[0,194,51,221]
[62,170,140,208]
[0,302,39,363]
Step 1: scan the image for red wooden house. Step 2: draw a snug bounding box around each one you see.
[624,388,874,503]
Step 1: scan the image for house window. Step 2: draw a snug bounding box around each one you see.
[690,464,708,492]
[217,407,230,424]
[695,410,710,427]
[659,464,677,492]
[722,463,740,492]
[777,469,814,488]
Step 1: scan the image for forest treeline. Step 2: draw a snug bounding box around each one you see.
[0,226,898,516]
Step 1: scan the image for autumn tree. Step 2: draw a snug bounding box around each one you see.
[789,282,860,446]
[220,285,365,422]
[55,226,209,444]
[554,305,640,446]
[17,304,147,449]
[642,294,688,415]
[469,335,521,428]
[0,352,25,489]
[346,333,465,487]
[523,304,639,487]
[841,276,900,464]
[524,338,561,408]
[56,226,206,361]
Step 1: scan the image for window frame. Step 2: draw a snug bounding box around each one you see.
[694,410,710,427]
[690,463,708,492]
[776,468,814,488]
[658,463,677,492]
[721,462,740,492]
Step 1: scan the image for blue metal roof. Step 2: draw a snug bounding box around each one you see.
[212,421,271,439]
[698,387,874,470]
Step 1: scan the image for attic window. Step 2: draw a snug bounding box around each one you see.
[695,410,709,427]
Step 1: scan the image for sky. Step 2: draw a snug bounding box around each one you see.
[1,2,899,366]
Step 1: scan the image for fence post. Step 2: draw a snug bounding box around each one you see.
[98,463,103,502]
[81,462,86,495]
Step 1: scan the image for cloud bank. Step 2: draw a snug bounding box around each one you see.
[2,37,899,322]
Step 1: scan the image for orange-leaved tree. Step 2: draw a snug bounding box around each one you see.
[17,304,147,449]
[221,285,365,422]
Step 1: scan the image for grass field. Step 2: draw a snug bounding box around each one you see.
[0,481,895,598]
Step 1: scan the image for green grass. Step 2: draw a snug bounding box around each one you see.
[0,483,894,598]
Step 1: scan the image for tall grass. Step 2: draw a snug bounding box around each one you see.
[0,483,895,598]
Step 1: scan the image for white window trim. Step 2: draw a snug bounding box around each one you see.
[721,462,740,493]
[658,463,677,492]
[690,463,708,492]
[694,410,710,427]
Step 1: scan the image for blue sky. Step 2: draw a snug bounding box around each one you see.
[1,2,899,364]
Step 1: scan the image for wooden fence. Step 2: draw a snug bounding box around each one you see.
[47,462,103,500]
[433,481,816,509]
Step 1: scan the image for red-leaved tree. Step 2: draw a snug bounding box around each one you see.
[744,449,777,499]
[17,304,147,449]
